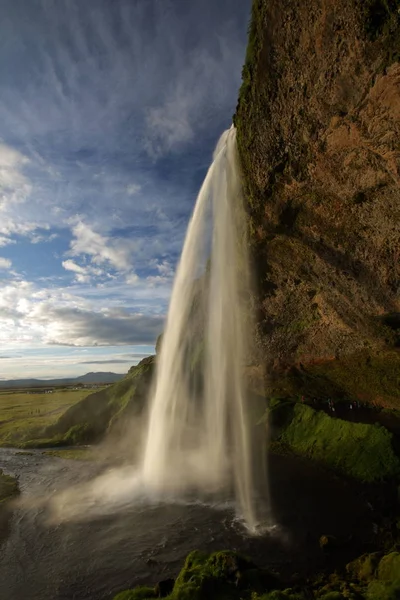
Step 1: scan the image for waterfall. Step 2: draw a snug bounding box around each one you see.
[141,127,264,530]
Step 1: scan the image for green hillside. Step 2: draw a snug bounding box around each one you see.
[20,356,155,448]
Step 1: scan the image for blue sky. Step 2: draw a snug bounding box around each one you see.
[0,0,251,379]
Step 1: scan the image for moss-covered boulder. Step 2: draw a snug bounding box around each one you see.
[345,551,400,599]
[365,551,400,599]
[377,552,400,582]
[172,550,277,599]
[114,551,279,600]
[112,547,400,600]
[346,552,382,582]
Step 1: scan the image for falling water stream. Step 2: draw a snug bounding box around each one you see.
[0,130,376,600]
[141,127,263,530]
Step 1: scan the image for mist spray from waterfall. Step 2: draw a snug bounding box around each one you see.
[141,127,266,530]
[44,127,269,531]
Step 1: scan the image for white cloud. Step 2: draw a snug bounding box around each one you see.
[62,259,87,275]
[126,183,141,196]
[145,98,194,157]
[0,236,15,247]
[125,273,139,285]
[62,258,103,283]
[0,257,12,270]
[30,232,58,244]
[0,277,165,348]
[145,259,175,287]
[0,143,32,209]
[68,221,134,272]
[0,217,43,237]
[38,308,163,347]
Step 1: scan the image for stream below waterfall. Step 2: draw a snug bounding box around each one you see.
[0,447,376,600]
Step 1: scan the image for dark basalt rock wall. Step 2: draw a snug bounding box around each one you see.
[235,0,400,394]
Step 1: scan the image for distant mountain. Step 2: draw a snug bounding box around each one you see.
[0,372,124,389]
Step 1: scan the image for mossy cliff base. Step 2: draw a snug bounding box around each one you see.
[113,549,400,600]
[269,400,400,482]
[235,0,400,400]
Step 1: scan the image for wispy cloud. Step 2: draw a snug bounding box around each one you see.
[126,183,141,196]
[0,143,31,209]
[62,258,103,283]
[0,257,12,269]
[0,236,15,247]
[67,221,134,272]
[0,276,166,347]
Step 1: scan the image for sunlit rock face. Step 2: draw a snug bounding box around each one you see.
[235,0,400,401]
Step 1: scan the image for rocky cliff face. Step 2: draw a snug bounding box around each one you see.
[235,0,400,403]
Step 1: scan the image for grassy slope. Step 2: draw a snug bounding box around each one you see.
[42,448,95,460]
[26,356,155,448]
[0,357,154,448]
[275,403,400,483]
[0,388,100,447]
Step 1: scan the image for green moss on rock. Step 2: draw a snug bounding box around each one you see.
[377,552,400,581]
[366,580,400,600]
[267,350,400,409]
[113,551,279,600]
[278,403,400,482]
[172,550,271,600]
[346,552,382,582]
[113,547,400,600]
[345,551,400,599]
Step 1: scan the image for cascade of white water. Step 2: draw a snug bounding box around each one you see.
[141,127,263,530]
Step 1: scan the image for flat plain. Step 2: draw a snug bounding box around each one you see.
[0,387,104,447]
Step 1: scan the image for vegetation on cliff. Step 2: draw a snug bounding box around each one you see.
[269,400,400,482]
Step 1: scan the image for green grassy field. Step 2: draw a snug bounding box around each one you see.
[0,388,106,447]
[42,447,95,460]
